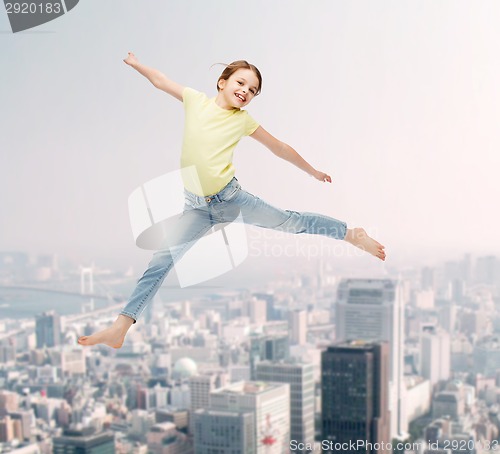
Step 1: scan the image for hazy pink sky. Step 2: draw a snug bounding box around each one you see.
[1,1,499,270]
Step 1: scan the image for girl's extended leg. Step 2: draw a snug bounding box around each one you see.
[226,188,385,260]
[78,206,216,348]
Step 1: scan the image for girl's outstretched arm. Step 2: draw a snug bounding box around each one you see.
[123,52,185,101]
[250,126,332,183]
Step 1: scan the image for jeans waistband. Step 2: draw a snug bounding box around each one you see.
[184,177,240,206]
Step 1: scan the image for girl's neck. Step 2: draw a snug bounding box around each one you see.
[214,93,238,111]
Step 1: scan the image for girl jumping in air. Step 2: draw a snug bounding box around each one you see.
[78,52,386,349]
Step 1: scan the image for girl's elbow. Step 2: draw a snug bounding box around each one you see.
[272,149,290,161]
[273,141,288,156]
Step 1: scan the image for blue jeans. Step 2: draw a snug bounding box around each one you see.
[120,177,347,322]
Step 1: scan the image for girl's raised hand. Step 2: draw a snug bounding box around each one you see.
[123,51,138,67]
[313,170,332,183]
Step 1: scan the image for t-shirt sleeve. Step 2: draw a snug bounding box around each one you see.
[182,87,205,109]
[243,111,260,136]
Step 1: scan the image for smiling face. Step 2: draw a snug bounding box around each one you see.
[216,68,260,110]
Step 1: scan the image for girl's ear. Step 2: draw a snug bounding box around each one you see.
[218,78,226,90]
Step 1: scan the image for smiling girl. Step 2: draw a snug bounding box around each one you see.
[78,53,385,348]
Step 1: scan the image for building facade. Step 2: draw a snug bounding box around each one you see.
[322,341,391,453]
[209,381,290,454]
[255,361,314,449]
[194,409,255,454]
[335,278,406,438]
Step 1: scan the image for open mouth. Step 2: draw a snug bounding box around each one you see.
[235,93,246,102]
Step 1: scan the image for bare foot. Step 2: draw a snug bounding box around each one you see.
[78,315,135,349]
[344,227,386,261]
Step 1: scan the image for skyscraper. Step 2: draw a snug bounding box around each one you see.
[335,278,406,438]
[35,311,61,348]
[288,310,307,345]
[321,341,390,453]
[189,372,228,434]
[255,360,314,450]
[420,326,450,387]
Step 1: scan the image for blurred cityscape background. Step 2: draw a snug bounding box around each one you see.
[1,249,500,453]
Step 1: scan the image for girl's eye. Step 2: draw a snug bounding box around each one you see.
[250,90,255,94]
[237,81,243,85]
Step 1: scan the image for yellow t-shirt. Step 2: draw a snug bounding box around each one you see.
[181,86,260,196]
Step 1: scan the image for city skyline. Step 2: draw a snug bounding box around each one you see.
[1,255,500,453]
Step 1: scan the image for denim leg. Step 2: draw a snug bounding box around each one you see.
[225,189,347,240]
[120,206,214,323]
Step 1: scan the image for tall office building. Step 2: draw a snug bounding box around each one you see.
[249,333,289,379]
[255,361,314,449]
[194,409,256,454]
[321,341,390,453]
[288,310,307,345]
[420,326,450,387]
[189,372,227,434]
[35,311,61,348]
[209,381,290,454]
[335,279,406,438]
[53,427,115,454]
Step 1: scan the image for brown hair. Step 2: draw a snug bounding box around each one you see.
[215,60,262,96]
